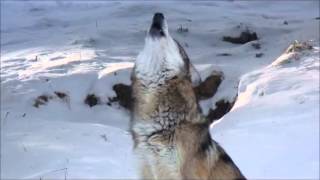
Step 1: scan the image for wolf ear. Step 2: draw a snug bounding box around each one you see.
[174,39,190,69]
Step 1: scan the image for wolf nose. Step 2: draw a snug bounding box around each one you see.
[153,13,164,23]
[149,12,165,37]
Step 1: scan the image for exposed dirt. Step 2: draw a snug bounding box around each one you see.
[223,30,258,44]
[251,42,261,49]
[84,94,100,107]
[216,53,232,56]
[33,95,53,108]
[34,91,71,108]
[256,53,264,58]
[54,91,67,99]
[206,99,236,123]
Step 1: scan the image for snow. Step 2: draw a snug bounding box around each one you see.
[3,119,137,179]
[211,47,319,179]
[1,1,319,179]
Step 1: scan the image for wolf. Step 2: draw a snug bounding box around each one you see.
[130,13,246,180]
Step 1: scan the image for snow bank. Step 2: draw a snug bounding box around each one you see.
[211,45,319,179]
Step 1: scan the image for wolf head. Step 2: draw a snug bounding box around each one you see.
[134,13,190,84]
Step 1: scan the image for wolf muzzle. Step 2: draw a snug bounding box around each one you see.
[149,12,165,37]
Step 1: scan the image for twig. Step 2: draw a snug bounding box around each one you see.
[2,111,10,127]
[38,167,68,180]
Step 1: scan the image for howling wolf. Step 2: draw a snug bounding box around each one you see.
[130,13,246,180]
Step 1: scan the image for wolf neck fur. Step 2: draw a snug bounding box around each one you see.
[134,37,185,86]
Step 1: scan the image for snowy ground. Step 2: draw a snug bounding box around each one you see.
[1,1,319,179]
[212,45,319,179]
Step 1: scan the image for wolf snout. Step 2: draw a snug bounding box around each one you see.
[153,12,164,23]
[149,12,165,37]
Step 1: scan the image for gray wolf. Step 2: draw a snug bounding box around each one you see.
[130,13,246,180]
